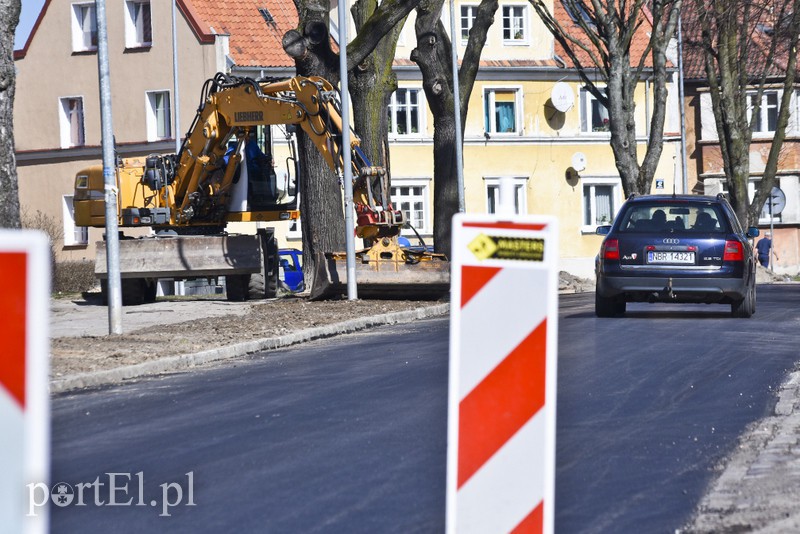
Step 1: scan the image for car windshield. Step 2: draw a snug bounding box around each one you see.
[617,203,729,234]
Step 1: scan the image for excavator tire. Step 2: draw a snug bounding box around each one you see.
[247,273,264,300]
[248,235,279,299]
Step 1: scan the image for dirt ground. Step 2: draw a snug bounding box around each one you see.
[50,297,438,378]
[50,271,594,380]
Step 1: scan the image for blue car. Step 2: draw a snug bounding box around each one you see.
[595,194,759,318]
[279,249,304,292]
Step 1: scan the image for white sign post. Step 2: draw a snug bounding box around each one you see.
[447,214,558,533]
[0,230,50,533]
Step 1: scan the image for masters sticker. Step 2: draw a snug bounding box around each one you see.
[468,233,545,261]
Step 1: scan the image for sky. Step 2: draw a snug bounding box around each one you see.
[16,0,46,50]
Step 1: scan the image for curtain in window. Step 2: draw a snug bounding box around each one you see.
[69,100,84,146]
[81,6,97,48]
[595,186,613,224]
[156,93,171,138]
[495,102,515,132]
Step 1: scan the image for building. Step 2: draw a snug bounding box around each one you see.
[15,0,683,279]
[680,9,800,274]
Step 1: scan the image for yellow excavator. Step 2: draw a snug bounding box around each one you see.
[73,72,448,304]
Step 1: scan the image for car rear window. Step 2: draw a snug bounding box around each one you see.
[617,203,729,233]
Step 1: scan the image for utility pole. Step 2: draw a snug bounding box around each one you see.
[95,0,122,334]
[337,0,358,300]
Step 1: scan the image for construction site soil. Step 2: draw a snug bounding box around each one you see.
[49,271,595,379]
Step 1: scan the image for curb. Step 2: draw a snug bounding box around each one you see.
[50,303,450,394]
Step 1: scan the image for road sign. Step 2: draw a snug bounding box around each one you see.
[0,230,50,533]
[447,215,559,533]
[767,186,786,216]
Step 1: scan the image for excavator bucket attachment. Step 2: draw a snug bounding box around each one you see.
[310,237,450,300]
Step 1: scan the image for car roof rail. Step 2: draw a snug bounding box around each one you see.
[716,192,728,201]
[627,193,637,200]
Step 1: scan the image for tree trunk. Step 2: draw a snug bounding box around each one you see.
[0,0,21,229]
[691,0,800,227]
[283,4,346,290]
[412,0,498,257]
[530,0,682,198]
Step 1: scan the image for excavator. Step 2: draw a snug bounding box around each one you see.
[73,72,449,304]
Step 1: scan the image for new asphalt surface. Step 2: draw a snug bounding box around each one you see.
[49,284,800,532]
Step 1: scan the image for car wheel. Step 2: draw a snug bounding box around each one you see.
[596,292,622,318]
[731,284,754,318]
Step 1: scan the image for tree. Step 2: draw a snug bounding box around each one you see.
[283,0,420,289]
[529,0,682,198]
[0,0,21,229]
[688,0,800,227]
[411,0,499,256]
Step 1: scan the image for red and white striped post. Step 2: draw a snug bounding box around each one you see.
[447,214,558,533]
[0,230,50,533]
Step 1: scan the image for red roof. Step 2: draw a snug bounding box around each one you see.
[15,0,297,67]
[680,5,794,81]
[552,1,667,69]
[185,0,297,67]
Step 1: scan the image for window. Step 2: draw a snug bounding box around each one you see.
[484,88,520,134]
[580,87,609,132]
[460,5,478,42]
[71,3,97,52]
[485,177,528,215]
[62,195,88,246]
[582,177,621,231]
[146,91,171,141]
[287,216,302,239]
[125,0,152,48]
[59,97,85,148]
[391,179,431,235]
[388,89,423,136]
[502,5,527,43]
[749,91,779,134]
[562,0,592,24]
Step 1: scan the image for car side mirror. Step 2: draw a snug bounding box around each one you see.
[595,225,612,236]
[746,227,760,238]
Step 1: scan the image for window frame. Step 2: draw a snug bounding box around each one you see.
[580,86,610,134]
[390,178,432,236]
[460,4,479,44]
[581,176,622,233]
[484,177,528,215]
[59,96,85,148]
[145,90,172,141]
[62,195,89,246]
[388,88,425,138]
[483,86,523,135]
[71,2,97,52]
[748,90,780,135]
[125,0,153,49]
[501,4,528,45]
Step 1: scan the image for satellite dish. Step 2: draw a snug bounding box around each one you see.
[571,152,587,172]
[551,82,574,113]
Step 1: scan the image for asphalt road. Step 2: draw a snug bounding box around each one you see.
[49,284,800,532]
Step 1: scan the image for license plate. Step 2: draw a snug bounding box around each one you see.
[647,251,695,264]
